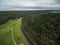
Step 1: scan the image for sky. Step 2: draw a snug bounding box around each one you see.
[0,0,60,11]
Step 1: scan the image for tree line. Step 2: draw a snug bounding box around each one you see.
[22,11,60,45]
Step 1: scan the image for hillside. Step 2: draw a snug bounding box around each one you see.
[0,18,29,45]
[22,12,60,45]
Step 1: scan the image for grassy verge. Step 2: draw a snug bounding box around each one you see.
[0,18,29,45]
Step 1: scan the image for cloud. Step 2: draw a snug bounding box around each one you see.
[55,0,60,4]
[0,0,60,10]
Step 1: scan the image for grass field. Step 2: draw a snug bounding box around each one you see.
[0,18,29,45]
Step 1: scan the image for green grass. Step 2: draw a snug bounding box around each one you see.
[0,18,29,45]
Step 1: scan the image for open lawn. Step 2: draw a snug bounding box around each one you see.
[0,18,29,45]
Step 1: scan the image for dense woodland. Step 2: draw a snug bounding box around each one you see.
[0,11,36,25]
[22,12,60,45]
[0,11,60,45]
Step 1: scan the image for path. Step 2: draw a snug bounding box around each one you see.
[8,27,17,45]
[19,43,24,45]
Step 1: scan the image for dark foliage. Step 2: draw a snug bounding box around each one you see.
[22,12,60,45]
[0,11,35,25]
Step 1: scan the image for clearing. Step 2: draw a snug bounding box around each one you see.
[0,18,29,45]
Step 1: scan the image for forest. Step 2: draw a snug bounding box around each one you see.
[0,11,39,25]
[0,10,60,45]
[22,11,60,45]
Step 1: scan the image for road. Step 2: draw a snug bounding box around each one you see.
[21,23,34,45]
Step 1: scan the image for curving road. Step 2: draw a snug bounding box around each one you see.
[21,23,34,45]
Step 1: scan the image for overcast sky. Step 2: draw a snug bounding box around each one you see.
[0,0,60,11]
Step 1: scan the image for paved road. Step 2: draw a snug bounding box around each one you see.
[21,23,34,45]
